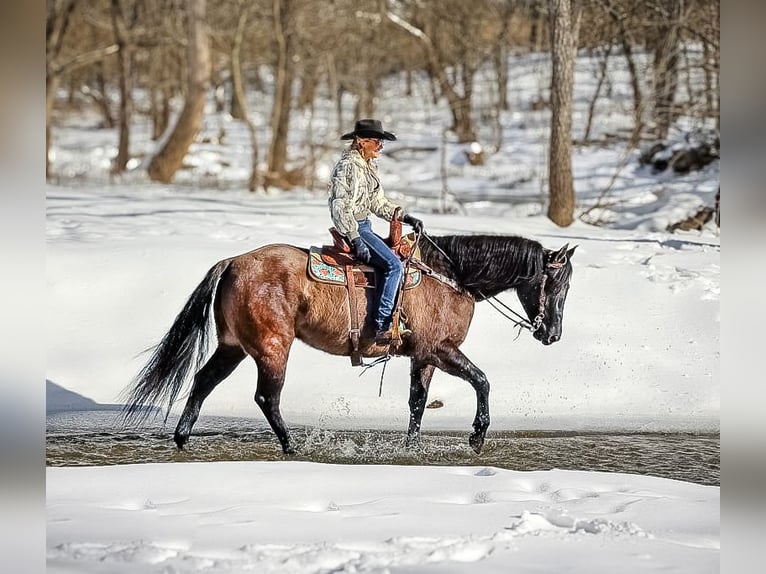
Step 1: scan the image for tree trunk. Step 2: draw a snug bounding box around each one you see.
[582,43,612,143]
[651,2,681,141]
[94,64,115,129]
[229,77,246,119]
[602,0,643,144]
[652,39,679,140]
[111,0,133,173]
[714,186,720,227]
[405,69,413,97]
[150,83,171,140]
[357,76,377,119]
[448,94,476,142]
[529,3,541,51]
[231,1,260,191]
[547,0,577,227]
[493,8,511,111]
[46,75,59,180]
[621,34,643,144]
[297,66,319,110]
[266,0,294,188]
[46,0,78,180]
[494,43,509,111]
[326,53,344,134]
[147,0,211,183]
[148,46,171,140]
[703,39,714,120]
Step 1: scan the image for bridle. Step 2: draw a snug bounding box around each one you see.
[532,260,565,333]
[421,233,565,337]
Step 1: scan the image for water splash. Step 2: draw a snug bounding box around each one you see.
[46,412,720,485]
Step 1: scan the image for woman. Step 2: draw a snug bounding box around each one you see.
[327,119,424,344]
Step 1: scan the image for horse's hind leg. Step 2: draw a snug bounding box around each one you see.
[407,361,435,446]
[174,345,246,449]
[252,353,294,455]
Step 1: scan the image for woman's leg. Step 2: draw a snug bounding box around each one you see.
[357,219,403,332]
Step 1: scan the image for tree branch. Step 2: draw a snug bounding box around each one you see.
[51,44,120,77]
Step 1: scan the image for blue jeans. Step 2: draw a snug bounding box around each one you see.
[357,219,403,331]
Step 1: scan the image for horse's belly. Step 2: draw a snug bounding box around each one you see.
[296,283,358,355]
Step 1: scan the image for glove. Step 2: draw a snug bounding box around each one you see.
[350,237,371,264]
[402,213,424,234]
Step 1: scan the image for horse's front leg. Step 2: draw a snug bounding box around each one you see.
[434,345,490,454]
[407,361,435,446]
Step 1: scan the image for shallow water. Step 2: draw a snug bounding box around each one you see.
[46,411,719,486]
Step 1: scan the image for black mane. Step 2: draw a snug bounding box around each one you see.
[419,234,547,300]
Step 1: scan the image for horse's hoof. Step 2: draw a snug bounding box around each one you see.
[282,444,296,455]
[173,433,188,450]
[405,433,421,448]
[469,433,484,454]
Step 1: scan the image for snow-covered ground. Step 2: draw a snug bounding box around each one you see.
[45,48,719,572]
[47,462,719,574]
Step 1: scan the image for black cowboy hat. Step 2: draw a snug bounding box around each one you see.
[340,118,397,141]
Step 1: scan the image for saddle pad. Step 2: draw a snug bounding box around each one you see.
[308,246,421,289]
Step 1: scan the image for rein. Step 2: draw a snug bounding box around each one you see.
[421,232,554,335]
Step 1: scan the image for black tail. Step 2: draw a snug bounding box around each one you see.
[121,258,233,424]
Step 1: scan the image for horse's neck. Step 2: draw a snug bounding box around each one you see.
[425,235,542,299]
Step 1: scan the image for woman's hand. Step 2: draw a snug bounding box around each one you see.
[351,237,372,264]
[402,213,424,234]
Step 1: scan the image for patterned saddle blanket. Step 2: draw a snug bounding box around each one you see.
[307,246,422,289]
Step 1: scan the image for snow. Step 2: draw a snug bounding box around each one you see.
[47,463,719,574]
[45,48,718,572]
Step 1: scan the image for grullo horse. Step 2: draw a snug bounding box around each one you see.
[122,233,575,454]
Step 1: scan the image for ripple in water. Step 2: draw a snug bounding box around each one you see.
[46,412,719,486]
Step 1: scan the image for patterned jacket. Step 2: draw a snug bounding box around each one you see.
[327,148,400,240]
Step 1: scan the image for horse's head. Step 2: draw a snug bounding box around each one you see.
[517,243,576,346]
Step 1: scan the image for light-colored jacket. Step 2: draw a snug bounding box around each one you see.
[327,148,399,240]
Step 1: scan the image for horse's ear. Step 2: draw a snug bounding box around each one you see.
[566,245,578,259]
[552,243,569,263]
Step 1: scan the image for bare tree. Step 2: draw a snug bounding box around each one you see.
[47,0,78,179]
[147,0,211,183]
[230,0,260,191]
[648,0,682,140]
[46,0,718,193]
[141,0,185,141]
[383,0,484,142]
[703,0,720,133]
[600,0,644,144]
[110,0,135,173]
[582,43,612,143]
[547,0,579,226]
[265,0,295,188]
[490,0,515,112]
[148,48,174,140]
[47,0,119,179]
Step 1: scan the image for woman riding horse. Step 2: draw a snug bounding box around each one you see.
[328,119,424,344]
[121,223,576,455]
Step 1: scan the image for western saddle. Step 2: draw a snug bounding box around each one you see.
[308,218,420,365]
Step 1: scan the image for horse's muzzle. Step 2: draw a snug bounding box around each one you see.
[543,333,560,345]
[534,328,560,345]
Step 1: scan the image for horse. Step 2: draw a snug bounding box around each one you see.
[121,233,575,454]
